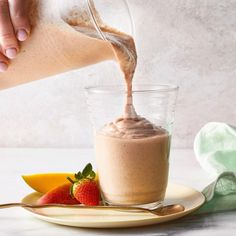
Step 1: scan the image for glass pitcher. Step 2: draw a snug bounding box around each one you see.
[0,0,134,90]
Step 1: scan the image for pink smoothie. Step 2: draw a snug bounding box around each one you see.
[95,116,170,205]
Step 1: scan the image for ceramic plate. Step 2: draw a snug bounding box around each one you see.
[21,183,205,228]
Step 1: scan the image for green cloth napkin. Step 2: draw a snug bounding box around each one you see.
[193,122,236,214]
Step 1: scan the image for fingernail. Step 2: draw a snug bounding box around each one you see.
[6,48,17,59]
[17,29,28,41]
[0,62,8,72]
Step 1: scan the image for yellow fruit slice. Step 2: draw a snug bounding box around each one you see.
[22,173,74,193]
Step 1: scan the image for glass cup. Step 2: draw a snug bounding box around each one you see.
[86,84,178,208]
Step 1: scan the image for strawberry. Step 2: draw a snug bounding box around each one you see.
[37,183,80,205]
[73,180,100,206]
[67,163,100,206]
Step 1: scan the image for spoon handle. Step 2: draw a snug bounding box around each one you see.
[0,202,184,216]
[0,202,149,212]
[0,202,154,215]
[0,203,25,209]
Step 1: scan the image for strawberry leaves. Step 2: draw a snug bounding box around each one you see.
[80,163,96,180]
[88,171,96,179]
[67,163,96,184]
[82,163,96,179]
[82,163,92,177]
[74,172,83,180]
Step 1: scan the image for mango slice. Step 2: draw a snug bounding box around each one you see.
[22,173,74,193]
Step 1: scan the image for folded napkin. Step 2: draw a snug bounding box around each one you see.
[193,122,236,214]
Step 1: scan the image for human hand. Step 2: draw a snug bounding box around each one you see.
[0,0,30,72]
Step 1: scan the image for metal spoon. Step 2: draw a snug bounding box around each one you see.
[0,203,184,216]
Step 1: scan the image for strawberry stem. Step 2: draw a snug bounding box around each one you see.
[67,177,75,184]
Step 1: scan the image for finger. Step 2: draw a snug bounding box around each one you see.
[0,52,9,72]
[0,0,18,59]
[8,0,31,42]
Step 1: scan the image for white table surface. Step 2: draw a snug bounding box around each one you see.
[0,148,235,236]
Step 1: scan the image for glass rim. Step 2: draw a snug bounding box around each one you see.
[85,84,179,94]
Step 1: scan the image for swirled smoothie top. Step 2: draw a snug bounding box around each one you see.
[100,115,166,139]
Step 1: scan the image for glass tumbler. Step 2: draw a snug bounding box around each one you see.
[86,84,178,208]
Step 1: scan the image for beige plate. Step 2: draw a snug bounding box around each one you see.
[22,183,205,228]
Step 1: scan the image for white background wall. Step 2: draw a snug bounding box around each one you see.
[0,0,235,148]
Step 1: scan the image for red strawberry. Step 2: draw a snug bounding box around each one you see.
[37,183,80,205]
[73,180,100,206]
[67,163,100,206]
